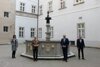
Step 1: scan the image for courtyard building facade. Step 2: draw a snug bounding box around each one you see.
[0,0,16,44]
[38,0,100,47]
[15,0,38,43]
[0,0,100,48]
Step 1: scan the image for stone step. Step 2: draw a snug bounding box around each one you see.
[21,52,75,60]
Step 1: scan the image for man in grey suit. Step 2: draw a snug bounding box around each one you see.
[11,35,18,58]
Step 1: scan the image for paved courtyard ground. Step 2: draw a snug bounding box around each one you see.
[0,44,100,67]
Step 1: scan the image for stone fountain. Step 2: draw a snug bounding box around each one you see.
[21,12,75,59]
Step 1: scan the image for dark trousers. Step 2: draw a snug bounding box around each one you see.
[62,47,68,61]
[12,50,16,58]
[78,48,84,59]
[33,47,38,61]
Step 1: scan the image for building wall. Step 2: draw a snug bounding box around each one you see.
[0,0,16,44]
[16,0,37,43]
[16,0,37,14]
[15,16,37,43]
[39,0,100,47]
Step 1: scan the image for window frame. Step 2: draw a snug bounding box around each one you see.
[38,28,42,38]
[4,12,9,17]
[59,0,66,10]
[3,26,8,32]
[48,1,53,13]
[77,23,85,38]
[19,27,24,38]
[20,2,25,12]
[39,5,43,15]
[32,5,36,14]
[30,28,35,38]
[74,0,84,6]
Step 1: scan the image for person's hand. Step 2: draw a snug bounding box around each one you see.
[62,45,66,47]
[34,44,39,47]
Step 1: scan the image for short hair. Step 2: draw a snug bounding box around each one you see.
[13,35,16,38]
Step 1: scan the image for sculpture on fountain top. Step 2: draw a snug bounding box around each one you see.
[45,11,51,24]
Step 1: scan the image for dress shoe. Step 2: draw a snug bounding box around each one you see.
[65,60,68,62]
[82,58,85,60]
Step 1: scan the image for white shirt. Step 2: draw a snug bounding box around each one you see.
[63,38,66,42]
[80,39,82,43]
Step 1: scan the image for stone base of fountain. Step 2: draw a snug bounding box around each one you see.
[21,40,75,60]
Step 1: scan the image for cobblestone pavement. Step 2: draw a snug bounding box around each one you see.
[0,44,100,67]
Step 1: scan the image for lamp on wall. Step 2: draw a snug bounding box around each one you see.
[79,16,83,22]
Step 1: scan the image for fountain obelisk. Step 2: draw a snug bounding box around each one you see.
[45,11,51,41]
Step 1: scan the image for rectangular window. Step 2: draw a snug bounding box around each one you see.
[39,5,43,15]
[50,27,54,38]
[4,12,9,17]
[77,23,85,38]
[38,28,42,38]
[48,1,53,12]
[60,0,66,9]
[76,0,83,3]
[74,0,84,6]
[32,5,36,14]
[20,2,25,12]
[3,26,8,32]
[30,28,35,38]
[19,27,24,38]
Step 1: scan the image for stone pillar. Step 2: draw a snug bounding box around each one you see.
[46,23,51,41]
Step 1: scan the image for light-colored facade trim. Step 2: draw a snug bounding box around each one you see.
[16,11,37,18]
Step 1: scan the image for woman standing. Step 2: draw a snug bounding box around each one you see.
[11,35,18,58]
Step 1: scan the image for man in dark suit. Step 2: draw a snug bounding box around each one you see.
[77,36,85,60]
[60,35,69,62]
